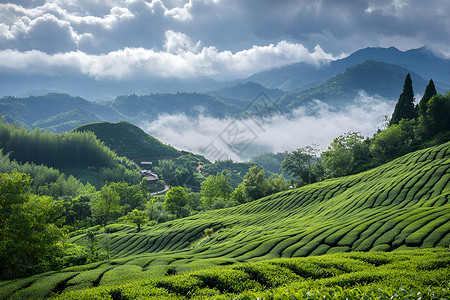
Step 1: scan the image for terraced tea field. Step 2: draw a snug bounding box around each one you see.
[1,141,450,299]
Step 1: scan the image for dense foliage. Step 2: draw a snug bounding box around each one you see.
[0,119,140,187]
[0,172,65,279]
[0,120,116,169]
[250,152,287,175]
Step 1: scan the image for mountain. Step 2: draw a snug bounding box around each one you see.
[247,47,450,91]
[111,92,241,120]
[277,60,428,110]
[1,47,448,101]
[0,92,242,133]
[3,140,449,298]
[31,108,103,133]
[73,121,182,162]
[208,81,286,101]
[342,47,450,86]
[0,93,124,130]
[1,48,448,133]
[0,71,222,102]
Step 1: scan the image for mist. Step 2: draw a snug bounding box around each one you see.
[142,91,396,162]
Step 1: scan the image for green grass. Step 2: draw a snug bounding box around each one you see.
[2,141,450,298]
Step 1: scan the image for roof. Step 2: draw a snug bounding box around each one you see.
[140,170,159,181]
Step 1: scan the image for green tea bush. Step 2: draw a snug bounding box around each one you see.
[193,268,260,293]
[235,262,299,288]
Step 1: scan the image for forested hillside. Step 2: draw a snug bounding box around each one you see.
[0,120,140,187]
[74,122,181,162]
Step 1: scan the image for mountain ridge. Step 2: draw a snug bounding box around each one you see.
[247,46,450,92]
[277,60,429,110]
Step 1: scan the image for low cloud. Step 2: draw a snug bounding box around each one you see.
[0,39,334,80]
[141,91,396,162]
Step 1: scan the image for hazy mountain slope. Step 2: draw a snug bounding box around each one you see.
[343,47,450,86]
[277,60,428,110]
[0,93,125,131]
[208,81,286,100]
[247,46,450,91]
[111,93,241,120]
[31,109,103,133]
[0,72,222,102]
[0,92,241,133]
[73,121,181,161]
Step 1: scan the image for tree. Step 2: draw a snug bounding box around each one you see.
[155,159,193,187]
[230,183,248,204]
[266,173,288,195]
[121,209,148,232]
[423,93,450,135]
[242,166,267,201]
[64,194,92,229]
[107,181,146,215]
[200,173,233,207]
[91,183,121,227]
[164,186,189,218]
[418,79,437,118]
[321,132,371,178]
[390,73,417,126]
[370,119,419,164]
[281,146,320,186]
[146,198,164,221]
[0,171,65,279]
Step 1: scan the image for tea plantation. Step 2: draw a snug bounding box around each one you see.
[1,141,450,299]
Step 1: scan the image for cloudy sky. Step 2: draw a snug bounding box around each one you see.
[1,0,449,81]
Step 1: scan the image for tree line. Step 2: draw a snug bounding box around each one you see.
[0,120,119,169]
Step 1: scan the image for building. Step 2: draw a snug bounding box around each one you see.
[140,169,164,191]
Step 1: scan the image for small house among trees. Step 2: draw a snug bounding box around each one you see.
[139,167,164,192]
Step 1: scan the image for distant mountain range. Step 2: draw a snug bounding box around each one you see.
[0,46,449,133]
[278,60,429,110]
[0,47,448,102]
[246,46,450,92]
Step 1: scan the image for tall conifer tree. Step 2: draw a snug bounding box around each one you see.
[390,73,417,126]
[418,79,437,117]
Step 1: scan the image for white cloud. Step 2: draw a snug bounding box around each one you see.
[2,0,450,58]
[0,38,335,80]
[164,30,201,54]
[142,91,396,161]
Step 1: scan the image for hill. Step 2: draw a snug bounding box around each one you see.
[277,60,428,110]
[73,121,182,162]
[0,93,125,132]
[2,140,449,298]
[208,81,286,101]
[247,46,450,91]
[111,93,241,120]
[0,92,242,133]
[32,109,103,133]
